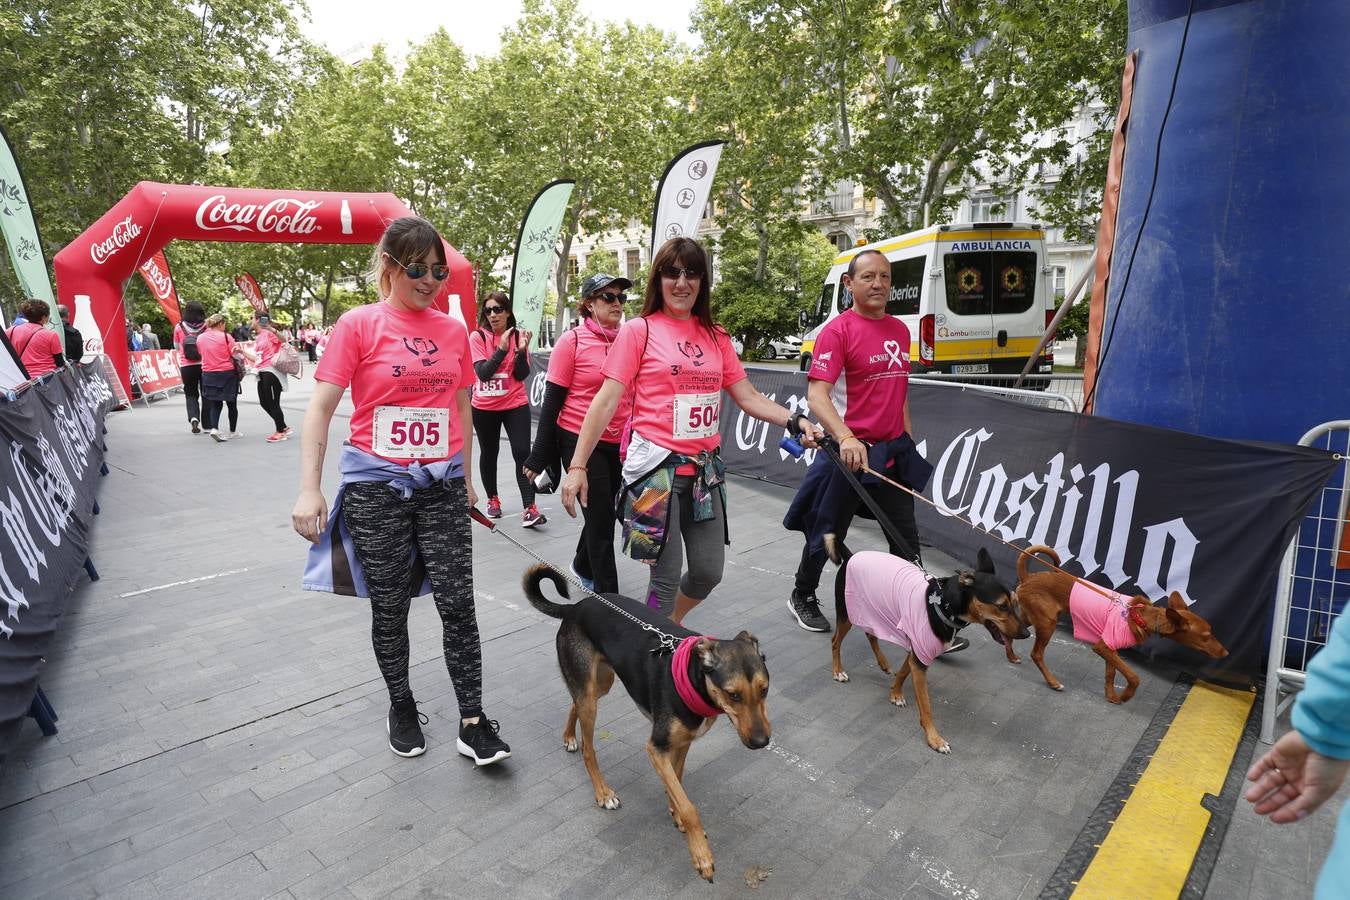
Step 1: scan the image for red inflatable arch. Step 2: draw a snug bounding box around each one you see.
[52,181,478,397]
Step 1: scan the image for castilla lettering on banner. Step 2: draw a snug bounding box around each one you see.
[89,216,142,264]
[195,195,323,235]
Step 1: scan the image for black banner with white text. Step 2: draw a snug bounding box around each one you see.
[0,364,112,753]
[528,357,1337,675]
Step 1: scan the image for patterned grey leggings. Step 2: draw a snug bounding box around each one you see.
[341,478,482,719]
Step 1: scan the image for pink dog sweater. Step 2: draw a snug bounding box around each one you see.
[1069,581,1141,651]
[844,551,947,666]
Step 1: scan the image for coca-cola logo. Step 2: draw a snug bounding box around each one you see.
[90,216,143,265]
[235,274,265,312]
[195,194,323,235]
[140,258,174,300]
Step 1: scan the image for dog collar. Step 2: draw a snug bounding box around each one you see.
[672,635,722,719]
[926,579,966,633]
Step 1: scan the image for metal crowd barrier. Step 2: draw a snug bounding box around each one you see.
[910,372,1083,413]
[1261,420,1350,743]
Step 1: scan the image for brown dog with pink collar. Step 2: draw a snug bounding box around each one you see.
[1008,545,1229,703]
[522,564,770,883]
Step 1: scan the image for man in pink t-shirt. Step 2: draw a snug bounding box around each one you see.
[786,249,929,637]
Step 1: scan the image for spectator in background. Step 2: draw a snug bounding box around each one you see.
[4,299,66,378]
[231,320,253,343]
[173,301,208,433]
[198,312,256,442]
[58,304,83,364]
[1247,610,1350,897]
[140,324,160,350]
[252,312,291,443]
[128,322,143,352]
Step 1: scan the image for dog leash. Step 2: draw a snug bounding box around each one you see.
[842,450,1142,611]
[468,506,683,654]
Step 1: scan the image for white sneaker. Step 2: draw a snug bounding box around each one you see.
[228,431,243,440]
[209,429,226,443]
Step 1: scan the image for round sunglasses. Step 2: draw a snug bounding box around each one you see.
[385,252,449,281]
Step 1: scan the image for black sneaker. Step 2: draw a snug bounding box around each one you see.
[457,715,511,766]
[788,590,831,633]
[387,700,428,757]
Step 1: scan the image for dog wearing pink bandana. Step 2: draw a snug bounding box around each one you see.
[523,564,770,883]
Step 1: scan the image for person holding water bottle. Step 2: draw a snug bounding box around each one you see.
[559,237,821,625]
[291,216,511,766]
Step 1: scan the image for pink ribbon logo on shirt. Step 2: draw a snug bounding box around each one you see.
[883,340,903,369]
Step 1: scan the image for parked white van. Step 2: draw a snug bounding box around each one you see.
[799,223,1055,377]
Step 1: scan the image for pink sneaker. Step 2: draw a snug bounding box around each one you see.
[521,505,547,528]
[266,431,287,443]
[486,496,502,519]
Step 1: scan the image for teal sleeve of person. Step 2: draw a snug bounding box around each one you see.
[1293,610,1350,761]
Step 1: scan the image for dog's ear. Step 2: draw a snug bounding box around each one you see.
[735,630,764,660]
[976,547,996,574]
[1166,591,1187,611]
[696,637,720,670]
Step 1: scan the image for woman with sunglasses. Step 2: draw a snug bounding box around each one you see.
[469,292,543,527]
[291,216,511,767]
[523,273,634,593]
[560,237,821,624]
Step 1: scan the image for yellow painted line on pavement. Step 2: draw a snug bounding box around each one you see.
[1072,681,1255,899]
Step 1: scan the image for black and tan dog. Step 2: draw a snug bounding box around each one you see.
[826,536,1028,753]
[523,565,771,883]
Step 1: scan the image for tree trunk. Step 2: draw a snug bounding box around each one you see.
[755,221,769,284]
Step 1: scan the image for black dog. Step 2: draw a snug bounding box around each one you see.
[827,536,1027,753]
[523,565,771,882]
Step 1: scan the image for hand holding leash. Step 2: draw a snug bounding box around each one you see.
[838,435,867,471]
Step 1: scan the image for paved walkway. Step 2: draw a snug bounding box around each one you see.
[0,371,1340,898]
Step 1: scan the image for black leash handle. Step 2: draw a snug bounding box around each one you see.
[817,436,920,565]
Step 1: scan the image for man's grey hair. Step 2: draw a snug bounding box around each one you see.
[57,304,70,319]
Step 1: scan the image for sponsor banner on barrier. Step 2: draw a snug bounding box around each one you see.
[528,358,1336,675]
[129,349,183,395]
[0,364,112,753]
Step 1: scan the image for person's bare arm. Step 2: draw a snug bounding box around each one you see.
[807,378,865,471]
[291,381,345,543]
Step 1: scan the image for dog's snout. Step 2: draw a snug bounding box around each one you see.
[745,731,771,750]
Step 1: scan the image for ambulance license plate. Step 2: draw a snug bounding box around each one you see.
[951,363,990,374]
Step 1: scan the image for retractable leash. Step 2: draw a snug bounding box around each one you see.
[468,506,682,654]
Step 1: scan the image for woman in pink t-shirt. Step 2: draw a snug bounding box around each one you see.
[290,216,510,767]
[523,273,634,594]
[172,301,208,433]
[251,313,291,443]
[468,292,539,526]
[197,313,256,442]
[5,299,66,379]
[559,237,821,624]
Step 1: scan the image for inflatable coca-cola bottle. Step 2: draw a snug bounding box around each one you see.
[72,294,104,363]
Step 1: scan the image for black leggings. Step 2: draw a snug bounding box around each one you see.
[181,364,201,423]
[203,398,238,432]
[341,478,483,719]
[257,371,286,431]
[558,429,621,593]
[472,404,534,506]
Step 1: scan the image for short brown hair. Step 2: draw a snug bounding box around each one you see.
[19,298,49,322]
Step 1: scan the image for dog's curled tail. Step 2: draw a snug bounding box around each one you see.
[1017,544,1061,582]
[522,564,571,619]
[824,533,852,566]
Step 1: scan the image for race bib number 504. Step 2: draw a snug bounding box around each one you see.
[372,406,449,459]
[673,392,720,440]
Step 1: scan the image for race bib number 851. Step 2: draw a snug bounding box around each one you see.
[673,392,720,440]
[372,406,449,459]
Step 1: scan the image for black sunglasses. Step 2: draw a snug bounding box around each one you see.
[591,292,626,304]
[660,265,702,281]
[386,253,449,281]
[484,306,507,315]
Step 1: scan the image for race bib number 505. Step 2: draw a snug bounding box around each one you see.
[673,392,721,440]
[372,406,449,459]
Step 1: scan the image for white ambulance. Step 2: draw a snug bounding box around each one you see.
[799,223,1055,377]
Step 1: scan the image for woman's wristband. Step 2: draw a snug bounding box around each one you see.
[567,464,588,473]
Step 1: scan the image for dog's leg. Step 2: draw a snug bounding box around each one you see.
[1004,636,1022,665]
[865,634,892,674]
[1093,643,1140,704]
[648,734,715,882]
[831,618,854,682]
[577,659,621,809]
[889,655,912,707]
[562,703,579,752]
[1030,626,1063,691]
[907,659,951,754]
[667,742,693,828]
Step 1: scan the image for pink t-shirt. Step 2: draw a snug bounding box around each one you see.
[315,301,474,466]
[468,328,528,411]
[548,318,632,442]
[254,329,282,369]
[196,329,237,373]
[172,321,205,367]
[6,323,64,377]
[809,310,912,443]
[843,551,946,666]
[602,312,746,455]
[1069,581,1140,651]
